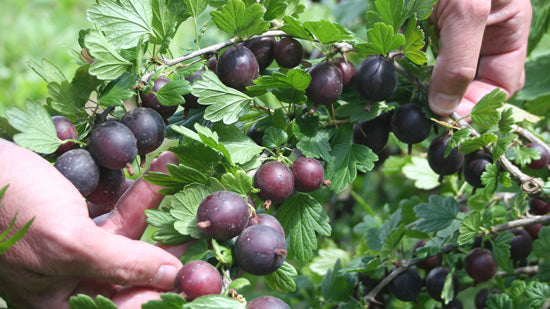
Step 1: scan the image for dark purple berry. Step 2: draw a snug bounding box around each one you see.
[509,229,532,261]
[353,115,390,153]
[526,143,549,170]
[475,288,501,309]
[389,268,423,302]
[247,296,290,309]
[528,198,550,215]
[463,151,492,188]
[217,45,259,92]
[247,213,285,238]
[425,267,459,302]
[234,225,287,275]
[183,70,203,109]
[85,167,125,205]
[274,37,303,68]
[390,103,431,148]
[355,55,397,102]
[291,157,325,192]
[140,76,178,120]
[525,224,542,240]
[254,161,294,204]
[54,149,100,196]
[332,57,355,87]
[52,116,78,155]
[196,191,250,241]
[464,248,497,282]
[306,62,343,106]
[207,57,218,71]
[121,107,166,157]
[88,120,138,171]
[175,260,222,301]
[243,37,276,71]
[412,240,442,271]
[428,135,465,176]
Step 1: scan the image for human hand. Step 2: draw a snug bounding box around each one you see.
[0,138,183,308]
[428,0,532,117]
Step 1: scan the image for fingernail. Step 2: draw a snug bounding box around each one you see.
[430,93,460,116]
[151,265,179,290]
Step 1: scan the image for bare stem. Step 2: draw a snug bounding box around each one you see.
[492,215,550,233]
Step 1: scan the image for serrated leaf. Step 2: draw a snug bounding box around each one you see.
[183,295,245,309]
[493,132,516,160]
[303,20,354,44]
[5,102,61,154]
[480,163,499,193]
[184,0,206,19]
[414,196,459,232]
[220,170,253,196]
[155,79,191,106]
[210,0,269,37]
[192,71,253,124]
[402,156,440,190]
[98,73,138,107]
[84,30,132,80]
[212,123,263,164]
[491,232,514,273]
[471,89,506,130]
[309,248,351,276]
[533,226,550,258]
[143,162,210,195]
[321,259,356,302]
[486,293,514,309]
[145,208,192,245]
[467,187,492,211]
[264,261,298,292]
[498,108,515,133]
[262,127,288,149]
[516,53,550,100]
[69,294,118,309]
[87,0,154,49]
[263,0,287,20]
[47,81,85,117]
[142,293,187,309]
[525,281,550,308]
[460,133,498,155]
[380,226,405,257]
[277,193,331,262]
[171,184,213,239]
[180,239,210,264]
[334,101,388,123]
[194,123,233,167]
[247,69,311,96]
[367,0,407,32]
[402,15,427,65]
[228,278,250,291]
[28,58,66,84]
[355,22,405,57]
[281,16,314,40]
[295,129,332,161]
[458,211,482,245]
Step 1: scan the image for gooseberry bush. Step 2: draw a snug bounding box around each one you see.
[2,0,550,308]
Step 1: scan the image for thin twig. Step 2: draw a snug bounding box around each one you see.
[492,215,550,233]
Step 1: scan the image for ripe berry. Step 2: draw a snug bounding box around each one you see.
[254,161,294,204]
[463,151,492,188]
[175,260,222,301]
[525,143,549,170]
[182,69,203,109]
[306,62,343,106]
[428,135,465,177]
[243,37,276,71]
[54,149,100,196]
[425,267,459,302]
[528,198,550,215]
[390,103,431,151]
[389,268,423,302]
[88,120,138,172]
[217,45,259,92]
[274,37,303,68]
[332,57,355,87]
[292,157,325,192]
[52,115,78,155]
[412,240,442,271]
[475,288,501,309]
[355,55,397,102]
[140,76,178,120]
[525,224,542,240]
[464,248,497,282]
[234,225,287,275]
[85,167,125,205]
[121,107,166,163]
[247,213,285,238]
[247,296,290,309]
[196,191,250,241]
[353,114,390,153]
[509,229,532,262]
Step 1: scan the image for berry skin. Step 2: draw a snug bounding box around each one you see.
[121,107,166,157]
[175,260,222,301]
[509,229,532,262]
[353,114,390,153]
[528,198,550,215]
[182,69,203,109]
[247,296,290,309]
[85,167,125,205]
[52,115,78,155]
[355,55,397,102]
[140,76,178,120]
[196,191,250,241]
[88,120,138,171]
[525,224,542,240]
[463,151,492,188]
[412,240,442,271]
[216,45,259,92]
[525,143,549,170]
[54,149,100,196]
[425,267,459,302]
[243,37,276,71]
[234,225,287,276]
[389,268,423,302]
[332,57,355,88]
[254,161,294,204]
[291,157,325,192]
[428,135,465,177]
[306,62,343,106]
[274,37,303,68]
[464,248,497,282]
[247,213,285,238]
[390,103,431,147]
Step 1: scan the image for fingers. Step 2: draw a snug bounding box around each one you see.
[428,0,491,116]
[98,152,178,238]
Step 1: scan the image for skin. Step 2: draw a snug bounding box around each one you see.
[0,138,186,308]
[429,0,532,117]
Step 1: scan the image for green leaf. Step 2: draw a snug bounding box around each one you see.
[142,293,187,309]
[470,89,506,131]
[302,20,354,44]
[355,22,405,57]
[212,123,263,164]
[402,15,427,65]
[309,248,352,276]
[156,79,191,106]
[533,226,550,258]
[480,163,500,193]
[498,108,515,133]
[191,71,254,124]
[87,0,154,49]
[262,127,288,149]
[525,281,550,308]
[491,232,514,273]
[441,271,456,304]
[144,162,210,195]
[368,0,407,32]
[5,101,61,154]
[335,101,388,123]
[180,239,210,264]
[321,259,356,302]
[210,0,269,37]
[263,0,288,21]
[516,53,550,100]
[185,0,207,19]
[84,30,132,80]
[28,58,66,85]
[228,278,250,291]
[460,133,498,155]
[98,73,138,107]
[281,16,314,40]
[277,193,331,262]
[292,115,333,160]
[402,156,440,190]
[406,0,438,20]
[183,295,245,308]
[220,170,253,196]
[264,261,298,292]
[71,64,102,103]
[414,196,459,232]
[458,211,482,245]
[486,293,514,309]
[247,69,311,96]
[493,132,516,160]
[194,123,233,167]
[467,188,492,211]
[171,184,214,239]
[145,208,192,245]
[69,294,118,309]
